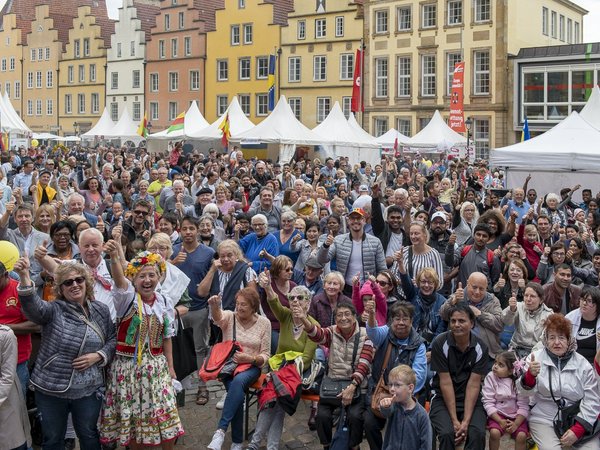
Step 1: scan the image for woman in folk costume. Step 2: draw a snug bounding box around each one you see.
[100,243,184,449]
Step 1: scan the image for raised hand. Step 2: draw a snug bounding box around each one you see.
[171,250,187,265]
[453,282,464,304]
[13,255,31,279]
[258,269,271,289]
[528,353,540,377]
[509,296,517,312]
[325,233,334,247]
[103,239,120,257]
[448,233,457,246]
[34,240,49,262]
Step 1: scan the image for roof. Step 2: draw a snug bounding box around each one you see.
[194,0,224,33]
[264,0,294,26]
[516,43,600,60]
[132,0,160,41]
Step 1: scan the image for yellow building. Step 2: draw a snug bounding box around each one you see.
[280,0,364,128]
[204,0,293,123]
[0,12,26,119]
[363,0,587,158]
[58,5,114,136]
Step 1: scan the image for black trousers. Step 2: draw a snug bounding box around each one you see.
[363,406,387,450]
[316,399,365,447]
[429,397,487,450]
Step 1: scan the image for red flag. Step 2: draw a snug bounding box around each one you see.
[351,49,363,113]
[0,132,7,152]
[219,113,231,149]
[449,62,466,132]
[393,136,398,151]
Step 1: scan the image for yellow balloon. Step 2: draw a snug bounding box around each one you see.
[31,139,39,148]
[424,160,432,168]
[0,241,20,271]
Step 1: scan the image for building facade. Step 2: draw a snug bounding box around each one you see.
[0,12,24,118]
[280,0,364,128]
[363,0,587,158]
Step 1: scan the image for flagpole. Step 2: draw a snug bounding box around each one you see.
[359,38,365,128]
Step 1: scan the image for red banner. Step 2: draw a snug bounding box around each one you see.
[351,49,363,113]
[448,62,465,133]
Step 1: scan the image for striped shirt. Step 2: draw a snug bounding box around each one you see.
[392,246,444,284]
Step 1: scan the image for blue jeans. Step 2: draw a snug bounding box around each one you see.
[218,366,261,444]
[16,360,29,399]
[35,390,102,450]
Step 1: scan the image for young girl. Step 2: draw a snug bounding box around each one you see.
[296,184,318,219]
[352,274,387,326]
[482,351,529,450]
[438,177,456,207]
[517,222,544,272]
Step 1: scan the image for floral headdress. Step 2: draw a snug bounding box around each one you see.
[125,251,166,279]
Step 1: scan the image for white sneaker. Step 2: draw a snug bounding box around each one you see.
[230,444,243,450]
[216,391,227,410]
[207,429,225,450]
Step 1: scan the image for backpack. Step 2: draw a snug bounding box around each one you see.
[460,245,494,268]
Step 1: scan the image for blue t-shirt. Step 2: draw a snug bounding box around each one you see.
[172,243,215,310]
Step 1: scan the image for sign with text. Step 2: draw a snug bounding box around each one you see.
[449,62,466,133]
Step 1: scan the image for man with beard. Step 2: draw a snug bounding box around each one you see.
[371,184,406,268]
[239,174,260,212]
[535,215,558,248]
[123,199,152,243]
[248,187,281,233]
[429,211,455,295]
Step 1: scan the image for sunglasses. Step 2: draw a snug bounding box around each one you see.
[134,210,149,216]
[376,279,390,286]
[287,294,306,302]
[61,276,85,287]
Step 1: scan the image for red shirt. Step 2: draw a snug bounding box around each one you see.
[0,278,32,364]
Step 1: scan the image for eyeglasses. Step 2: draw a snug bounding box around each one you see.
[54,232,71,239]
[287,294,306,302]
[376,279,390,286]
[392,316,411,323]
[252,223,267,227]
[134,210,149,216]
[580,297,595,306]
[335,312,354,319]
[61,276,86,287]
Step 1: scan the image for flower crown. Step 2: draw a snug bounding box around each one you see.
[125,251,166,279]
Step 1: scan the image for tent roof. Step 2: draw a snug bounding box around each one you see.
[347,113,379,143]
[580,86,600,130]
[81,108,115,137]
[186,96,254,140]
[491,111,600,171]
[404,110,466,149]
[313,103,379,147]
[108,108,139,138]
[0,92,30,133]
[149,101,209,139]
[32,132,61,140]
[376,128,410,147]
[234,95,326,145]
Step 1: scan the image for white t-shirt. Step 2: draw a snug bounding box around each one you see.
[345,239,364,285]
[385,231,403,258]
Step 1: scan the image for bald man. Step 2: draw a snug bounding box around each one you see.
[440,272,503,363]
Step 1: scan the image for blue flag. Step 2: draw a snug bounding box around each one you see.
[521,116,530,141]
[268,54,276,111]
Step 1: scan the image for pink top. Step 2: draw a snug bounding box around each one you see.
[216,310,271,367]
[517,224,543,272]
[352,280,387,326]
[482,372,529,419]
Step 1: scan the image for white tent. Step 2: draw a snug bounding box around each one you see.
[0,93,30,133]
[187,97,254,141]
[313,103,380,166]
[580,86,600,130]
[376,128,410,149]
[107,108,141,139]
[347,113,378,143]
[148,101,209,140]
[32,132,62,140]
[404,110,466,150]
[81,108,116,137]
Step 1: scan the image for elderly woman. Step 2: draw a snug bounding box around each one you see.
[100,246,184,449]
[14,257,115,450]
[452,201,479,246]
[206,288,271,450]
[540,193,567,227]
[272,210,302,264]
[199,214,222,251]
[237,213,279,272]
[308,271,352,328]
[566,286,600,366]
[519,313,600,449]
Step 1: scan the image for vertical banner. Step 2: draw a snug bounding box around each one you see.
[268,54,276,111]
[351,49,363,113]
[448,62,465,133]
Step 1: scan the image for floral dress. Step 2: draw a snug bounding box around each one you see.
[100,282,184,446]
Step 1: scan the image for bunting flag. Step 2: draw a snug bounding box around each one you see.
[0,131,7,152]
[167,112,185,133]
[448,62,466,132]
[137,112,149,138]
[521,116,531,141]
[268,54,276,111]
[351,48,363,113]
[219,113,231,149]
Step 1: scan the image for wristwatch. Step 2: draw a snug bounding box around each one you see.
[351,380,359,387]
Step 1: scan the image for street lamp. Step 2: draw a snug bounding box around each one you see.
[465,116,472,158]
[73,121,79,136]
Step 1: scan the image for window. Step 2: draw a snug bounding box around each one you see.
[231,25,240,45]
[238,0,245,8]
[317,97,331,123]
[45,48,50,60]
[373,118,388,137]
[256,57,269,79]
[341,97,351,118]
[90,64,96,82]
[289,97,301,120]
[335,16,344,37]
[169,72,179,91]
[38,48,43,61]
[575,22,580,44]
[150,73,159,92]
[396,118,411,136]
[131,40,135,56]
[288,57,301,82]
[36,71,42,88]
[315,18,326,38]
[551,11,557,38]
[169,102,178,121]
[46,99,53,116]
[340,53,354,80]
[473,118,490,159]
[46,70,53,88]
[117,42,122,58]
[164,14,170,31]
[559,14,565,41]
[397,6,411,31]
[179,12,184,29]
[375,10,388,33]
[422,3,437,28]
[217,60,229,81]
[74,39,80,58]
[31,48,36,61]
[542,7,549,35]
[132,70,140,88]
[243,24,252,44]
[0,59,5,71]
[159,40,165,58]
[297,20,306,40]
[256,94,268,116]
[239,94,250,115]
[150,102,159,121]
[83,38,90,56]
[239,58,251,80]
[473,50,490,95]
[171,38,178,57]
[68,66,74,83]
[111,72,118,89]
[27,100,33,116]
[3,82,8,98]
[217,95,228,115]
[567,18,573,44]
[9,57,15,71]
[77,93,85,114]
[421,54,436,96]
[27,72,33,89]
[190,70,200,90]
[446,52,462,95]
[14,81,20,99]
[184,37,191,56]
[474,0,490,22]
[132,102,140,121]
[314,55,327,81]
[110,102,118,121]
[447,0,462,25]
[375,58,388,98]
[397,56,411,97]
[78,65,85,83]
[91,93,99,113]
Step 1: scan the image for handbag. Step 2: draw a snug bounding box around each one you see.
[172,310,197,381]
[199,316,240,382]
[370,342,393,419]
[330,407,350,450]
[319,333,361,406]
[302,359,325,395]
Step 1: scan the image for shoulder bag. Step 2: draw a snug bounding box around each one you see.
[199,316,241,382]
[370,341,393,418]
[319,332,361,406]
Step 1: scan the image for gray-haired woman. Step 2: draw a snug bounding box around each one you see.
[272,210,302,264]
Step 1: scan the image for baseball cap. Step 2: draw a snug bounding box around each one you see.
[431,211,447,222]
[305,256,324,269]
[359,185,369,193]
[349,207,366,217]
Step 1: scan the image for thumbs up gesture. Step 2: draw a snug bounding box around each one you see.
[34,239,49,262]
[529,353,541,377]
[453,282,464,304]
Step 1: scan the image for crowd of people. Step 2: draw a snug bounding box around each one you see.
[0,142,599,450]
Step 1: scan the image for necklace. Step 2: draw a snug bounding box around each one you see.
[292,322,304,334]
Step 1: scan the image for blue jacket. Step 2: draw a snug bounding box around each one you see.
[239,232,280,272]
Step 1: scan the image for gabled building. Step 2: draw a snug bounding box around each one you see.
[204,0,294,123]
[58,4,114,135]
[280,0,364,128]
[106,0,159,124]
[0,11,24,118]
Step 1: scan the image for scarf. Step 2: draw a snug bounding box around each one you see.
[37,182,56,204]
